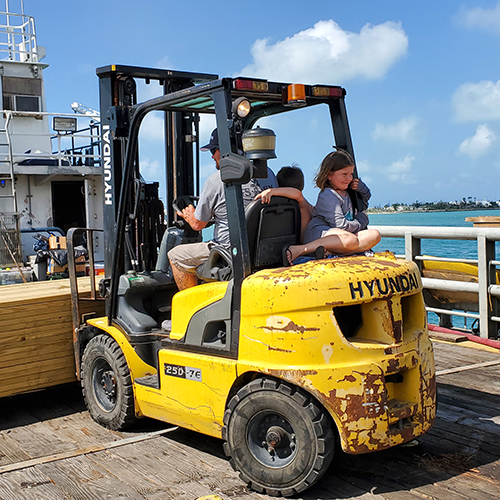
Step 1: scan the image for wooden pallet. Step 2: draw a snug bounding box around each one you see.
[0,278,105,398]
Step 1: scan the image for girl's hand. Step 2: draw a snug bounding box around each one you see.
[255,188,273,204]
[350,179,359,190]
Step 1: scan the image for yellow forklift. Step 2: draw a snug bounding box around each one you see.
[68,65,436,497]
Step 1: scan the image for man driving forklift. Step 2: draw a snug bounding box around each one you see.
[168,128,276,290]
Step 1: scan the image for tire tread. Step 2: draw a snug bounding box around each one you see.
[223,376,335,496]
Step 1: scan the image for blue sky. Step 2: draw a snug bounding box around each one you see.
[24,0,500,207]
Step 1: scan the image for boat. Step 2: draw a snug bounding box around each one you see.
[0,0,103,283]
[421,257,500,305]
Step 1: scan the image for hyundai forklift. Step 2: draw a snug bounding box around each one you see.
[68,65,436,496]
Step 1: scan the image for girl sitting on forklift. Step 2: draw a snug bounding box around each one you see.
[256,150,381,265]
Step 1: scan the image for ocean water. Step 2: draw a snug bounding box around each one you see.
[370,208,500,259]
[368,208,500,330]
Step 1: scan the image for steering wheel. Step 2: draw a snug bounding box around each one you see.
[172,195,200,231]
[172,195,199,215]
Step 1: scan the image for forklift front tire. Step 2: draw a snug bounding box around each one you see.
[81,334,136,430]
[223,378,335,497]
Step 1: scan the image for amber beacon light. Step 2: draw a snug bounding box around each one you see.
[285,84,306,107]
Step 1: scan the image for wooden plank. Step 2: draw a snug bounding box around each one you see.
[0,299,103,326]
[0,467,68,500]
[0,428,176,474]
[437,401,500,437]
[0,363,76,398]
[0,321,74,341]
[0,434,31,466]
[0,333,73,358]
[0,333,72,356]
[437,359,500,376]
[35,455,146,500]
[438,383,500,415]
[0,277,100,305]
[86,450,168,499]
[429,331,468,343]
[0,355,75,380]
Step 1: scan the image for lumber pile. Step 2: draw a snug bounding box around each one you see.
[0,277,105,399]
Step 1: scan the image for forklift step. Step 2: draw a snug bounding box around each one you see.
[135,374,159,389]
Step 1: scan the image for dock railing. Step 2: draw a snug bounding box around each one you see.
[371,225,500,339]
[0,110,101,171]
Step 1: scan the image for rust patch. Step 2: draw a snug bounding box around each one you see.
[268,345,294,353]
[266,369,319,383]
[326,301,344,306]
[393,319,402,343]
[325,370,390,453]
[386,357,401,374]
[257,320,320,334]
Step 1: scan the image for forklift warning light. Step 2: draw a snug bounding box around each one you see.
[234,79,269,92]
[312,86,344,97]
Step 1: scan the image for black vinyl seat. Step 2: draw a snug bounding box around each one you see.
[196,196,301,281]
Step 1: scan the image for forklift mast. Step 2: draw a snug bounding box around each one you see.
[96,65,218,274]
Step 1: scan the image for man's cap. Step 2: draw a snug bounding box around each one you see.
[200,129,218,152]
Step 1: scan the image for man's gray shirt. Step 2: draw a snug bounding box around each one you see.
[194,171,265,247]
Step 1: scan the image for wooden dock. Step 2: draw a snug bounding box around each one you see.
[0,278,105,399]
[0,339,499,500]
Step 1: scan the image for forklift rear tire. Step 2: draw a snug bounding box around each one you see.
[81,334,136,430]
[223,378,334,497]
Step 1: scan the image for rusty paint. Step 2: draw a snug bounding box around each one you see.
[257,320,320,334]
[386,357,401,374]
[268,345,294,353]
[326,301,344,306]
[338,374,356,383]
[393,320,402,343]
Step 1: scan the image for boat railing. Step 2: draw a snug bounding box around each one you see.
[0,110,101,169]
[371,225,500,339]
[0,10,39,63]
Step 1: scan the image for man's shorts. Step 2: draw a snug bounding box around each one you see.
[168,241,212,275]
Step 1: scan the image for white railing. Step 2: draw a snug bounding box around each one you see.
[371,225,500,339]
[0,9,38,62]
[0,110,101,168]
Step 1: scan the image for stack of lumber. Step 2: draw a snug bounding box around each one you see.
[0,278,105,399]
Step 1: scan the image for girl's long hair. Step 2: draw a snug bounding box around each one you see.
[314,149,355,190]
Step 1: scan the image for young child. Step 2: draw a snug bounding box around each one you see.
[283,150,380,264]
[256,165,314,242]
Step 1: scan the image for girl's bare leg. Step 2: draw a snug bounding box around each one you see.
[286,229,357,263]
[356,229,381,252]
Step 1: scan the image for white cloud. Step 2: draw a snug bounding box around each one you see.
[140,157,162,181]
[355,159,372,183]
[373,117,418,144]
[458,124,496,159]
[139,112,164,142]
[453,80,500,122]
[240,20,408,84]
[456,2,500,34]
[385,155,417,184]
[199,115,216,145]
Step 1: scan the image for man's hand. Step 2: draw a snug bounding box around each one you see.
[177,204,207,231]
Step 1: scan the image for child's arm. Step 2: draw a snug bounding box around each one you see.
[255,187,304,204]
[316,189,364,234]
[350,178,371,204]
[255,188,312,241]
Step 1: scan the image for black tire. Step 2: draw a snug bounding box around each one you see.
[81,334,136,430]
[223,378,335,497]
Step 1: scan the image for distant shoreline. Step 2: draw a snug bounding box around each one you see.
[368,207,500,215]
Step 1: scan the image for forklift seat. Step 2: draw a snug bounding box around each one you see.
[196,196,301,281]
